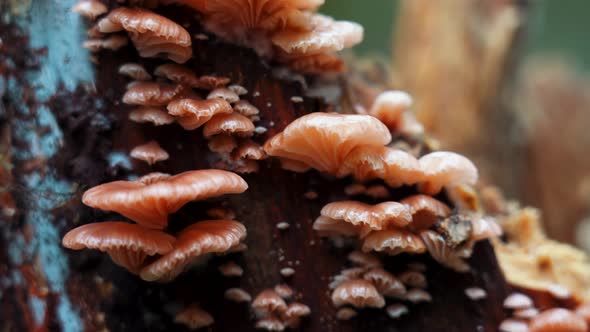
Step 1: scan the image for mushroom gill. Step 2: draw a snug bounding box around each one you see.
[82,169,248,229]
[62,222,175,274]
[167,98,233,130]
[419,230,472,272]
[318,200,412,234]
[154,63,231,89]
[130,140,170,165]
[203,113,256,138]
[368,90,413,130]
[97,7,192,63]
[361,229,427,256]
[140,220,247,282]
[401,194,452,230]
[331,279,385,308]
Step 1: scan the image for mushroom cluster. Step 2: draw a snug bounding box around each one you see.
[251,288,311,331]
[499,292,589,332]
[331,251,430,320]
[63,170,248,282]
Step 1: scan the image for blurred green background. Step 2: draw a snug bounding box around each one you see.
[322,0,590,70]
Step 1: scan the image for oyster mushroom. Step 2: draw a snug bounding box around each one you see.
[529,308,588,332]
[368,90,413,130]
[361,229,427,256]
[331,279,385,308]
[118,63,152,81]
[82,170,248,229]
[62,222,175,274]
[140,220,247,282]
[83,35,128,51]
[207,88,240,104]
[174,304,214,330]
[123,82,182,106]
[419,230,471,272]
[401,194,452,230]
[418,151,478,195]
[203,113,256,138]
[130,140,169,165]
[154,63,231,89]
[362,268,407,298]
[72,0,108,20]
[252,289,288,317]
[129,107,175,126]
[167,98,233,130]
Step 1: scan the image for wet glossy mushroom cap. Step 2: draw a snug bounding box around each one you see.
[363,268,406,298]
[271,14,363,56]
[338,145,422,187]
[401,195,452,230]
[174,304,214,330]
[347,250,381,268]
[207,88,240,104]
[118,63,152,81]
[471,216,503,241]
[62,221,175,274]
[368,90,413,129]
[140,220,247,282]
[331,279,385,308]
[123,82,182,106]
[255,316,285,332]
[83,35,129,51]
[129,107,175,126]
[529,308,588,332]
[233,100,260,117]
[203,113,256,138]
[98,7,192,63]
[503,292,534,309]
[208,135,238,154]
[224,288,252,303]
[231,140,267,161]
[82,170,248,229]
[130,140,169,165]
[281,302,311,328]
[264,113,391,174]
[252,289,288,317]
[167,98,233,130]
[320,200,412,231]
[72,0,108,20]
[361,229,427,255]
[419,230,471,272]
[312,215,360,237]
[418,151,479,195]
[281,52,345,73]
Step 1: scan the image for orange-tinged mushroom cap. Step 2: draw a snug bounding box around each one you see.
[82,170,248,229]
[361,229,427,256]
[400,195,452,230]
[264,113,391,174]
[203,113,256,138]
[312,216,360,237]
[368,90,413,129]
[129,107,175,126]
[418,151,478,195]
[331,279,385,308]
[140,220,247,282]
[118,63,152,81]
[167,98,233,130]
[72,0,108,20]
[174,304,214,330]
[97,7,192,63]
[252,289,288,317]
[123,82,182,106]
[320,200,412,231]
[419,230,471,272]
[529,308,588,332]
[130,140,170,165]
[363,268,406,298]
[62,221,175,274]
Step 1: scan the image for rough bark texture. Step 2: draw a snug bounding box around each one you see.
[0,1,551,331]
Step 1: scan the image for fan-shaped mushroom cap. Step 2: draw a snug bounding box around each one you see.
[154,63,198,85]
[274,284,294,300]
[218,261,243,277]
[418,151,479,195]
[264,113,391,174]
[140,220,246,282]
[281,51,345,73]
[129,107,175,126]
[82,170,248,229]
[234,100,260,117]
[337,145,422,187]
[208,135,238,154]
[398,271,427,289]
[271,14,363,56]
[167,98,232,130]
[362,229,427,255]
[529,308,588,332]
[504,293,534,309]
[499,319,529,332]
[207,88,240,104]
[228,84,248,95]
[471,216,503,241]
[401,195,452,230]
[255,315,285,332]
[118,63,152,81]
[329,267,367,289]
[347,250,381,268]
[123,82,182,106]
[97,8,192,63]
[203,113,256,138]
[231,140,267,161]
[320,200,412,231]
[72,0,108,20]
[62,222,175,274]
[130,140,169,165]
[174,304,214,330]
[368,90,413,129]
[224,288,252,303]
[252,289,288,317]
[336,307,357,320]
[281,302,311,328]
[405,288,432,303]
[331,279,385,308]
[83,35,129,51]
[386,303,409,319]
[312,216,359,237]
[363,268,406,298]
[419,230,471,272]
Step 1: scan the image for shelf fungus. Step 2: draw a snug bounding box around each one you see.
[331,279,386,309]
[174,304,214,330]
[83,35,129,52]
[82,170,248,229]
[140,220,247,282]
[251,288,310,330]
[203,113,256,138]
[207,88,240,104]
[123,82,183,106]
[62,222,175,274]
[167,98,233,130]
[529,308,588,332]
[72,0,108,20]
[97,7,192,63]
[128,107,175,126]
[130,140,170,165]
[118,63,152,81]
[417,151,478,195]
[154,63,231,90]
[401,194,452,230]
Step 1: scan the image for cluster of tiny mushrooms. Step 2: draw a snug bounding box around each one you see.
[64,0,589,331]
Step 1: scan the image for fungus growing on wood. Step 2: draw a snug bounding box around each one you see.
[82,170,248,229]
[471,215,503,241]
[398,271,427,289]
[130,140,169,165]
[368,90,413,130]
[123,82,182,106]
[72,0,108,20]
[228,84,248,96]
[252,289,288,317]
[255,316,285,331]
[118,63,152,81]
[140,220,247,282]
[62,222,175,274]
[154,63,231,89]
[331,279,385,308]
[274,284,294,300]
[129,107,175,126]
[419,230,471,272]
[224,288,252,303]
[361,229,427,256]
[218,261,243,277]
[264,113,391,174]
[465,287,487,300]
[347,250,381,268]
[499,319,529,332]
[233,100,260,117]
[336,308,357,320]
[231,140,267,161]
[401,194,452,230]
[207,88,240,104]
[386,303,409,319]
[208,135,238,154]
[363,268,406,298]
[98,7,192,63]
[529,308,588,332]
[83,35,129,51]
[404,288,432,303]
[318,201,412,235]
[167,98,233,130]
[418,151,479,195]
[503,293,534,309]
[203,113,256,138]
[174,304,214,330]
[281,302,311,328]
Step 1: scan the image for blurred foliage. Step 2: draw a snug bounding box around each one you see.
[322,0,590,69]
